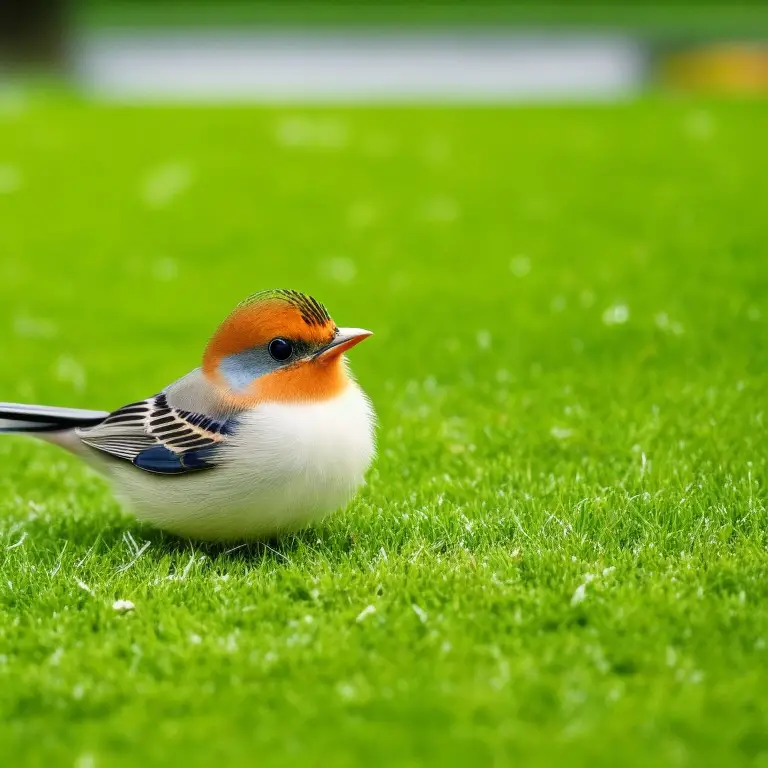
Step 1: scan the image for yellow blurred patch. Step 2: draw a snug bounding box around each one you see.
[661,44,768,94]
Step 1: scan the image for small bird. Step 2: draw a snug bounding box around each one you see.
[0,290,375,541]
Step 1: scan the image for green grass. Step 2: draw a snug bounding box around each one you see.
[77,1,768,40]
[0,95,767,766]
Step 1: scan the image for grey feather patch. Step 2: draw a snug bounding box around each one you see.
[163,368,238,419]
[219,347,278,392]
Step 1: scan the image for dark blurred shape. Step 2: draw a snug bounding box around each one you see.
[661,43,768,94]
[0,0,71,68]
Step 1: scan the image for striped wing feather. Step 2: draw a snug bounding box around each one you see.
[77,393,231,471]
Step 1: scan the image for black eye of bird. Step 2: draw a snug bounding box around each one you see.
[268,337,294,362]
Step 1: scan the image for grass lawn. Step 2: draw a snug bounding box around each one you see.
[77,2,768,40]
[0,95,767,766]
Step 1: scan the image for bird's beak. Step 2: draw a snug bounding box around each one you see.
[315,328,372,360]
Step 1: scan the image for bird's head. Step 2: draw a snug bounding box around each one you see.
[202,290,371,405]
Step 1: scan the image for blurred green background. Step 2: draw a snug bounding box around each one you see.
[72,0,768,31]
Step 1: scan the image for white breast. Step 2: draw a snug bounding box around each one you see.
[106,383,376,540]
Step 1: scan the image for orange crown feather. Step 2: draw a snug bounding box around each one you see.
[202,290,352,406]
[203,290,337,374]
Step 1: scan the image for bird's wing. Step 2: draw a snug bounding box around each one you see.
[76,392,236,475]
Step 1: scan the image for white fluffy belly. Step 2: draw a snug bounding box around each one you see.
[105,384,376,540]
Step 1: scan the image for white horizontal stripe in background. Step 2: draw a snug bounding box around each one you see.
[74,31,646,102]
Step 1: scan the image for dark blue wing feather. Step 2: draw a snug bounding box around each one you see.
[132,444,220,474]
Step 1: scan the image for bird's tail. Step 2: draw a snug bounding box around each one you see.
[0,402,108,434]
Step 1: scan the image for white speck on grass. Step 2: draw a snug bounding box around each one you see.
[142,162,192,208]
[179,554,197,580]
[13,314,58,339]
[0,165,21,194]
[286,632,310,648]
[152,257,178,282]
[685,109,715,141]
[6,532,27,550]
[75,753,96,768]
[655,312,684,335]
[490,656,510,691]
[322,256,356,284]
[412,603,428,624]
[276,116,347,149]
[116,543,150,576]
[571,583,587,606]
[73,684,85,700]
[356,605,376,623]
[337,682,356,700]
[49,542,68,577]
[422,197,459,223]
[222,633,241,654]
[123,531,139,556]
[49,647,64,666]
[112,599,135,613]
[189,633,202,645]
[602,303,630,325]
[607,685,623,703]
[551,425,573,440]
[509,255,531,277]
[476,330,492,350]
[54,356,86,393]
[116,540,151,574]
[75,579,94,596]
